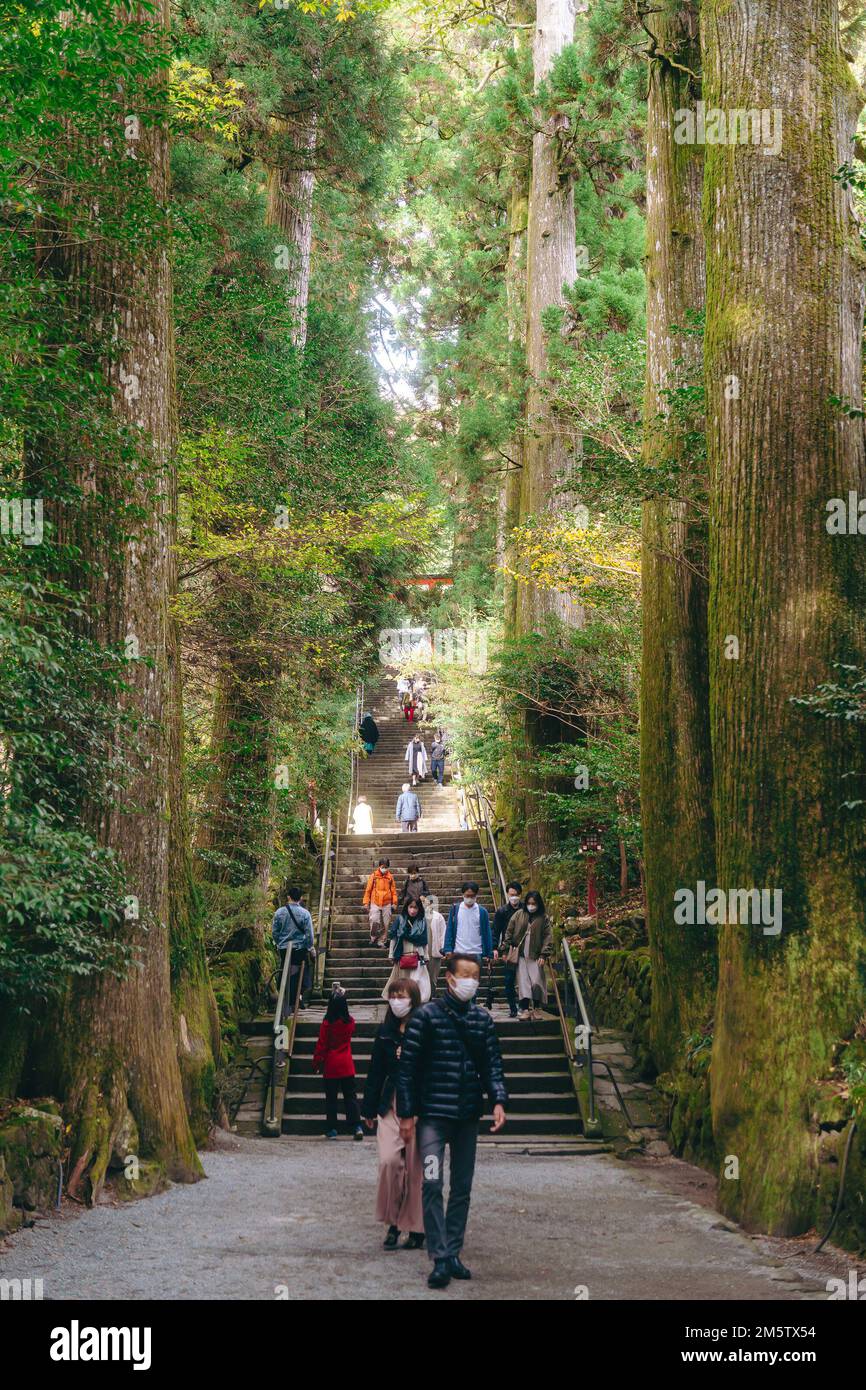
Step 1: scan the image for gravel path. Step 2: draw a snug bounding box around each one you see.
[0,1131,847,1300]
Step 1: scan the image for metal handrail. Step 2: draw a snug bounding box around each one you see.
[264,940,304,1134]
[346,681,365,833]
[316,813,339,993]
[545,959,575,1065]
[560,939,597,1127]
[474,784,508,898]
[315,811,333,957]
[463,786,631,1134]
[465,786,497,904]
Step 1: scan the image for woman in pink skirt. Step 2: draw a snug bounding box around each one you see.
[361,978,425,1249]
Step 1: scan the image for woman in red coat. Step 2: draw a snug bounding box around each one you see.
[313,990,364,1140]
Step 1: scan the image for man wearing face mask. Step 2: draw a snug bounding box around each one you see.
[443,881,493,965]
[396,954,508,1290]
[492,881,523,1019]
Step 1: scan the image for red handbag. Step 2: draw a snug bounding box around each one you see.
[399,952,419,969]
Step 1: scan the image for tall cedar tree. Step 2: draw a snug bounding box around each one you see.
[639,1,717,1073]
[24,0,201,1197]
[704,0,866,1233]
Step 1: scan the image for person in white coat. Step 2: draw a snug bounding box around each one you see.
[352,795,374,835]
[405,733,428,786]
[422,894,446,995]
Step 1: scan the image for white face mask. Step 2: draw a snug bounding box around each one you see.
[527,904,538,914]
[507,894,520,906]
[390,997,412,1018]
[463,896,476,908]
[450,976,479,1002]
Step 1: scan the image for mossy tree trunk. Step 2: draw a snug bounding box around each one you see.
[24,0,201,1198]
[198,115,317,913]
[640,1,717,1074]
[703,0,866,1232]
[502,0,532,634]
[509,0,580,863]
[516,0,579,636]
[167,440,220,1142]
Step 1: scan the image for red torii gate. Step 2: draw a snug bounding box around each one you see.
[390,574,454,598]
[404,574,453,590]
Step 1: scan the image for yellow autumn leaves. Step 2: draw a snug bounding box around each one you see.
[503,515,640,601]
[170,61,245,143]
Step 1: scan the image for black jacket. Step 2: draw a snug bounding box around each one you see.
[492,899,521,950]
[359,715,379,745]
[396,992,508,1122]
[361,1012,405,1119]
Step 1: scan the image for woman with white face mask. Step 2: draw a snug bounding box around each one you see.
[500,890,554,1020]
[361,980,425,1250]
[382,896,431,1003]
[492,881,524,1018]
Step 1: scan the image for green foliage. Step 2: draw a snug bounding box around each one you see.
[170,2,432,902]
[0,1,172,1007]
[792,665,866,812]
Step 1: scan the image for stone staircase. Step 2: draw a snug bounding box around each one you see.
[236,1010,583,1140]
[235,679,584,1142]
[351,684,462,833]
[325,830,488,1003]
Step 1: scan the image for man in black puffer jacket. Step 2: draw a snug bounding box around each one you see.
[396,953,508,1289]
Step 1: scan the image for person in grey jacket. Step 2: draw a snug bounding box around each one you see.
[430,731,448,786]
[396,782,421,832]
[271,887,314,1014]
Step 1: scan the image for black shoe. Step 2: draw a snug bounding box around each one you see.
[353,1125,364,1141]
[383,1225,399,1250]
[449,1256,471,1280]
[402,1231,425,1250]
[427,1259,452,1289]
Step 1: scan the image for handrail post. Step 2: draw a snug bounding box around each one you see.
[265,941,293,1133]
[561,940,597,1127]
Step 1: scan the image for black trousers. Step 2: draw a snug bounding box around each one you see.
[324,1076,360,1132]
[278,948,309,1019]
[418,1117,478,1262]
[502,963,518,1014]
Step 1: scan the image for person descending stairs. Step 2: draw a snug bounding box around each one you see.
[237,677,583,1141]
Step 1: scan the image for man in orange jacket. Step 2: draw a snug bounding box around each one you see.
[364,857,398,946]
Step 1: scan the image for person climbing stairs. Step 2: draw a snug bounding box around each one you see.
[236,678,583,1141]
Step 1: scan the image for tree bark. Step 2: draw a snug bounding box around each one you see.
[703,0,866,1232]
[640,0,717,1075]
[503,0,533,634]
[167,448,220,1143]
[516,0,579,634]
[199,114,317,906]
[24,0,201,1198]
[266,115,317,351]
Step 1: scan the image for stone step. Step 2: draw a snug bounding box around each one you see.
[279,1113,580,1137]
[281,1070,572,1094]
[289,1039,565,1060]
[285,1054,567,1075]
[286,1017,562,1039]
[283,1091,576,1116]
